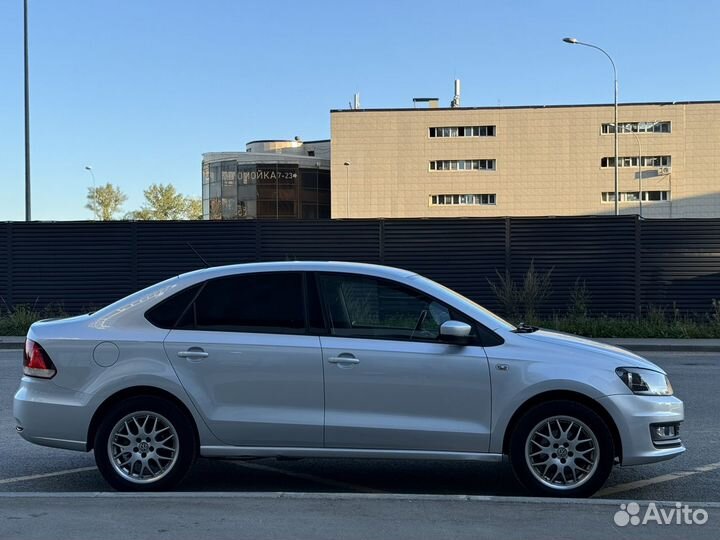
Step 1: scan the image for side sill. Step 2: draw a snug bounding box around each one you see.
[200,446,504,462]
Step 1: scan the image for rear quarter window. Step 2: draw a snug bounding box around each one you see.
[144,284,201,329]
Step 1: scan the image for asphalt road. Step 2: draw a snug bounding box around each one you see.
[1,493,718,540]
[2,349,719,500]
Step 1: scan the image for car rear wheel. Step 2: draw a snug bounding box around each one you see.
[509,400,614,497]
[94,396,197,491]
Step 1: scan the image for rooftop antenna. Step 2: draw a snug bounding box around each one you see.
[451,79,461,108]
[187,242,209,268]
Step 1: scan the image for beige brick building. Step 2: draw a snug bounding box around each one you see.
[330,101,720,218]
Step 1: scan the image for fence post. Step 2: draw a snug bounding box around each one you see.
[379,220,385,264]
[6,222,12,309]
[130,221,138,292]
[505,217,512,277]
[635,216,642,318]
[255,221,262,262]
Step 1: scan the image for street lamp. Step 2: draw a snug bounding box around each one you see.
[343,161,351,218]
[84,165,98,220]
[563,37,619,216]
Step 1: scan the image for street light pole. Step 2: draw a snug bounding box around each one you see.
[626,128,643,218]
[24,0,31,221]
[563,37,619,216]
[84,166,98,220]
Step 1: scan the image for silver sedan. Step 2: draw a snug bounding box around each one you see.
[13,261,684,496]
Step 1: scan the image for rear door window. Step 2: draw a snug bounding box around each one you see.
[177,272,306,334]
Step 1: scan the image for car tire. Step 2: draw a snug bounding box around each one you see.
[509,400,614,498]
[93,396,197,491]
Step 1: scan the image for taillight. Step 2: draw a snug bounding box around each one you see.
[23,339,57,379]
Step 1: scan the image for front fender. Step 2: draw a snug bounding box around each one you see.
[489,378,608,454]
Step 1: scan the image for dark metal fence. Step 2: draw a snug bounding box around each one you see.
[1,216,719,317]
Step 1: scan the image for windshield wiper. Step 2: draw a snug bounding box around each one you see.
[513,322,539,333]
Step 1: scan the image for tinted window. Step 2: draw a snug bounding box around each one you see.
[306,273,326,333]
[180,272,305,333]
[317,273,474,342]
[145,284,201,329]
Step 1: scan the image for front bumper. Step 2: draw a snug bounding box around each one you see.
[598,394,685,466]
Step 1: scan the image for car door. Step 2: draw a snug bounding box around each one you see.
[163,271,324,448]
[315,272,492,453]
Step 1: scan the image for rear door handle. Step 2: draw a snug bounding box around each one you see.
[177,349,209,359]
[327,356,360,365]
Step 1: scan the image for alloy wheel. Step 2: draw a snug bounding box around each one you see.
[524,415,599,490]
[107,411,179,484]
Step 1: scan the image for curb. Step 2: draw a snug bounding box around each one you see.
[595,339,720,353]
[0,339,24,350]
[610,344,720,353]
[0,491,719,507]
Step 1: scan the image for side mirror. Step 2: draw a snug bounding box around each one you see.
[439,320,473,345]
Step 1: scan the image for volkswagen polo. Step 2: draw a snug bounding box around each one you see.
[14,262,684,496]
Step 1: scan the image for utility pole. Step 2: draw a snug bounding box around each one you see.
[24,0,32,221]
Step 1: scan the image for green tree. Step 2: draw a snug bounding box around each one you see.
[85,183,127,221]
[129,183,201,220]
[186,197,203,220]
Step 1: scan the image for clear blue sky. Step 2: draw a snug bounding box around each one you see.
[1,0,717,221]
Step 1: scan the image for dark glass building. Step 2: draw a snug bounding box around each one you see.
[202,139,331,220]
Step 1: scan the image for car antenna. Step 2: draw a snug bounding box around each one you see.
[187,242,209,268]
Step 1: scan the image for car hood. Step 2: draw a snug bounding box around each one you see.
[520,329,664,373]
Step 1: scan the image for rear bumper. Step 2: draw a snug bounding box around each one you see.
[598,394,685,466]
[13,378,91,452]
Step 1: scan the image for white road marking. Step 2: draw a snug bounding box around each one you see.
[231,461,384,493]
[0,467,96,485]
[597,461,720,497]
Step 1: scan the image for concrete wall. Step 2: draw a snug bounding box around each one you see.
[330,102,720,218]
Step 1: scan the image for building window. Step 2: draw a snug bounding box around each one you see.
[429,159,496,171]
[601,191,670,203]
[601,156,671,168]
[430,194,496,205]
[429,126,496,137]
[601,121,671,134]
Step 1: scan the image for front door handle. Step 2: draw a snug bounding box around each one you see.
[327,355,360,365]
[177,348,209,359]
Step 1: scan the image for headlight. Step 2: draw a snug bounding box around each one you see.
[615,367,673,396]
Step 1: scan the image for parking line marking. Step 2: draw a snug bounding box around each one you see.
[597,461,720,497]
[0,467,97,485]
[231,461,385,493]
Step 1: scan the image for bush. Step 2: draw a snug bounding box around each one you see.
[568,278,591,319]
[488,260,553,323]
[0,302,67,336]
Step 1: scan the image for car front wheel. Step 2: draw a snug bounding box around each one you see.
[509,400,614,497]
[94,396,197,491]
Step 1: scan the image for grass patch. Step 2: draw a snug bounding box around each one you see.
[536,314,720,339]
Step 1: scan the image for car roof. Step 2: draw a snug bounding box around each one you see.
[178,261,418,283]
